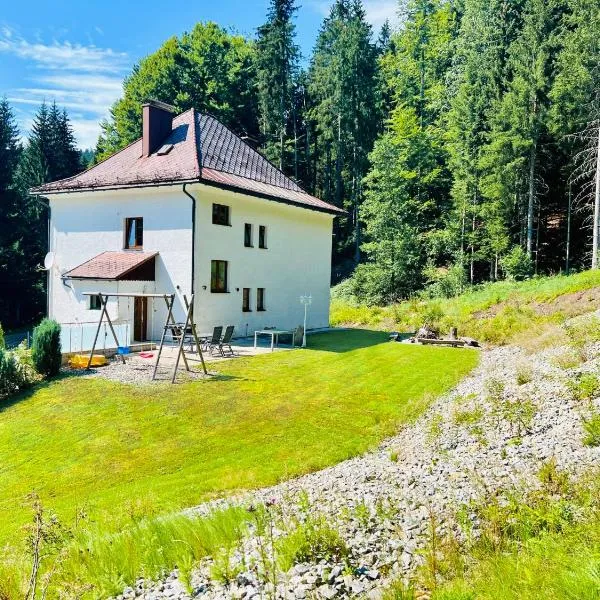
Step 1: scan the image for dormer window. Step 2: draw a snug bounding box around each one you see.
[124,217,143,249]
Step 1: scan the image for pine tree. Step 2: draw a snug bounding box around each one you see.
[308,0,380,270]
[551,0,600,267]
[483,0,561,270]
[0,98,22,326]
[358,0,456,301]
[446,0,522,281]
[255,0,299,170]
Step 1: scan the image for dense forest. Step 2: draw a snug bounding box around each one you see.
[1,0,600,327]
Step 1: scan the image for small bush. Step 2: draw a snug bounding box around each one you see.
[485,378,505,404]
[551,347,585,369]
[500,246,532,281]
[0,322,4,349]
[566,373,600,402]
[427,413,444,445]
[422,260,467,299]
[582,411,600,447]
[515,363,533,385]
[565,317,600,350]
[0,348,31,399]
[276,514,348,572]
[453,407,484,427]
[31,319,62,377]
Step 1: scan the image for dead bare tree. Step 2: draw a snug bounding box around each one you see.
[569,117,600,268]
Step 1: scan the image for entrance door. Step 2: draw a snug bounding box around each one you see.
[133,296,148,341]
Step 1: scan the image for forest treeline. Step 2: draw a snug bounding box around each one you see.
[1,0,600,326]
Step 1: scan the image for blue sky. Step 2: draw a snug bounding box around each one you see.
[0,0,397,149]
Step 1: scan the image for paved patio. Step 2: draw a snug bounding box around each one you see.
[126,335,297,369]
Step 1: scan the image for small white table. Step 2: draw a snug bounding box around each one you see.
[254,329,294,351]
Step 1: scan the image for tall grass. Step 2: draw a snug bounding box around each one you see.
[383,467,600,600]
[0,506,249,600]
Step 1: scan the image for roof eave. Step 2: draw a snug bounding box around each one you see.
[198,178,347,216]
[31,178,200,196]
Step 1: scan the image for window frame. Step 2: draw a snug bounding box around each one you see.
[244,223,253,248]
[124,217,143,249]
[89,294,102,310]
[242,287,252,312]
[257,287,266,311]
[258,225,267,249]
[210,260,229,293]
[212,203,231,226]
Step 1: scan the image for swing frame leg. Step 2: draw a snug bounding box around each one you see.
[183,294,208,375]
[152,294,176,380]
[171,296,194,383]
[87,293,124,369]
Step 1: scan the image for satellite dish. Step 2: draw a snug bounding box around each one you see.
[43,252,55,270]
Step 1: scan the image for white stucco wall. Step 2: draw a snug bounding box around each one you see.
[48,182,334,349]
[48,186,193,346]
[190,183,334,336]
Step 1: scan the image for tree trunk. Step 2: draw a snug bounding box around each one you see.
[527,136,536,259]
[592,124,600,268]
[566,181,572,274]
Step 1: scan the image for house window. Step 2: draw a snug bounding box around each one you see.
[124,217,143,249]
[211,260,228,293]
[242,288,251,312]
[259,225,267,249]
[244,223,253,247]
[89,294,102,310]
[212,203,230,226]
[257,287,266,311]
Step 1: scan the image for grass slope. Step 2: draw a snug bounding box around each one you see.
[0,329,477,546]
[332,270,600,345]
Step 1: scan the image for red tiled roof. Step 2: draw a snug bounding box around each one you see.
[64,251,158,280]
[33,109,345,215]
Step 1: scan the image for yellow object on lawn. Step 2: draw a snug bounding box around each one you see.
[69,354,108,368]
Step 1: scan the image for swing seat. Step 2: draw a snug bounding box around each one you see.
[69,354,108,369]
[117,346,131,355]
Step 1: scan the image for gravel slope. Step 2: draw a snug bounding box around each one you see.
[117,317,600,600]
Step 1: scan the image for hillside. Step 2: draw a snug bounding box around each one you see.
[331,270,600,346]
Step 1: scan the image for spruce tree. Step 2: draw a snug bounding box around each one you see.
[255,0,299,170]
[308,0,380,270]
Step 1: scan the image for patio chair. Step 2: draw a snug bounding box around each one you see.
[279,325,304,347]
[204,326,223,354]
[217,325,236,357]
[170,324,195,352]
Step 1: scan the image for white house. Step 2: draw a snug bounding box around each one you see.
[33,101,344,352]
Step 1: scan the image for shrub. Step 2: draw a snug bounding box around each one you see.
[422,260,467,299]
[515,363,533,385]
[276,514,348,572]
[500,246,532,281]
[0,322,4,349]
[566,373,600,402]
[31,319,62,377]
[0,348,28,398]
[582,411,600,447]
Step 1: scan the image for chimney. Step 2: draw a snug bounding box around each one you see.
[142,100,175,157]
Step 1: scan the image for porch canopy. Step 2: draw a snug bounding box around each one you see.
[81,291,207,383]
[64,251,157,281]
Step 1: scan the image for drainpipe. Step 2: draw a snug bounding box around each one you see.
[182,183,196,295]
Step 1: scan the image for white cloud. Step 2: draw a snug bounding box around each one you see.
[309,0,399,30]
[1,27,128,148]
[363,0,398,29]
[0,33,128,73]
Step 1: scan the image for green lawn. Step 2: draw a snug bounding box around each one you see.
[0,329,478,546]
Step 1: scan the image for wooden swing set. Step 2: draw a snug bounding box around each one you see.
[82,291,207,383]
